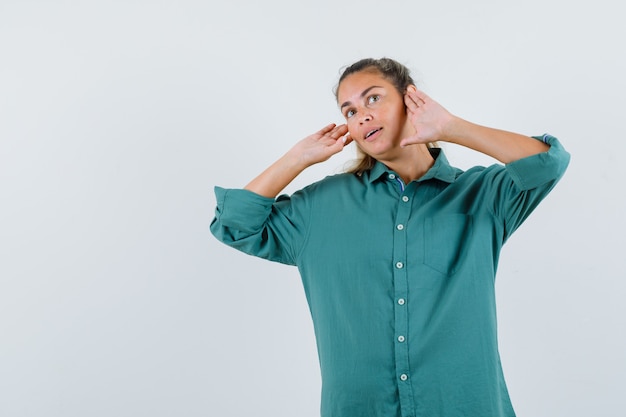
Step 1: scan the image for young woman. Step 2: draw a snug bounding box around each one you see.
[211,58,570,417]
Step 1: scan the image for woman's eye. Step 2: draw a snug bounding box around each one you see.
[346,109,355,118]
[368,95,380,104]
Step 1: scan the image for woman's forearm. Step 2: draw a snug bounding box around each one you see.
[244,153,307,198]
[443,117,549,164]
[244,123,350,198]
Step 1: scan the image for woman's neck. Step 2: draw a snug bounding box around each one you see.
[380,144,435,184]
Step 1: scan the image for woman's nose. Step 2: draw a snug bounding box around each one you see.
[359,113,372,124]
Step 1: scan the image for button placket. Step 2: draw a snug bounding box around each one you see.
[391,183,416,412]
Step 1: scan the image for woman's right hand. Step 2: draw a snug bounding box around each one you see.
[287,123,351,169]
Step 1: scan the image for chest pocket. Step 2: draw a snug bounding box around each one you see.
[423,214,473,276]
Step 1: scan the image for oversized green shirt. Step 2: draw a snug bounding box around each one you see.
[210,135,570,417]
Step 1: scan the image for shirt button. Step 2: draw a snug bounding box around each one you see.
[400,374,408,381]
[388,174,396,180]
[398,335,405,343]
[395,262,404,269]
[396,224,404,231]
[402,196,409,202]
[398,298,405,305]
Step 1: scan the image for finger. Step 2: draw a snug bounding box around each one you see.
[329,132,352,154]
[404,89,423,111]
[406,85,428,106]
[412,88,430,104]
[328,124,348,138]
[317,123,337,135]
[404,93,420,112]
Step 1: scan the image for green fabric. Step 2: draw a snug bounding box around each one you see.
[211,135,570,417]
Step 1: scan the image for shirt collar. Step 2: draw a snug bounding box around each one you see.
[365,147,458,184]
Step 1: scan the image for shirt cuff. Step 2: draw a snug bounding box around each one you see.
[505,134,571,191]
[214,186,275,232]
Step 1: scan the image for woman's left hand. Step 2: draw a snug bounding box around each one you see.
[400,86,455,147]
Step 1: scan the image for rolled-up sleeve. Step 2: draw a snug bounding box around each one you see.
[491,134,571,240]
[210,186,309,265]
[506,134,570,190]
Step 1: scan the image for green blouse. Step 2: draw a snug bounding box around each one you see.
[211,135,570,417]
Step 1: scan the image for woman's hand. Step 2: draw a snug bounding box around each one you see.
[287,123,351,169]
[400,87,455,147]
[401,87,549,163]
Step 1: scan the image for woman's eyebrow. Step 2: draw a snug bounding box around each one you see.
[340,85,383,110]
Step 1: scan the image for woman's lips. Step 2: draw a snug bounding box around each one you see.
[364,128,382,142]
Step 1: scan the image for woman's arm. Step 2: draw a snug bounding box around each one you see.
[441,119,549,164]
[401,87,549,164]
[211,123,350,264]
[245,123,350,198]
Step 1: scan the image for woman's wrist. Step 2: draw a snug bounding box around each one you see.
[283,148,313,173]
[439,116,473,145]
[440,119,549,163]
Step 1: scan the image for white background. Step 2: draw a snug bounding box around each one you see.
[1,1,624,416]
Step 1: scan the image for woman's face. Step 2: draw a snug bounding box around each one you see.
[337,70,413,159]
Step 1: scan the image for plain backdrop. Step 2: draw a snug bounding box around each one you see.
[1,1,624,416]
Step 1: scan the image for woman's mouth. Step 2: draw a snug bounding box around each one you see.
[365,128,382,141]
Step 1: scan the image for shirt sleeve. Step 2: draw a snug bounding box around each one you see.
[493,134,571,241]
[209,186,310,266]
